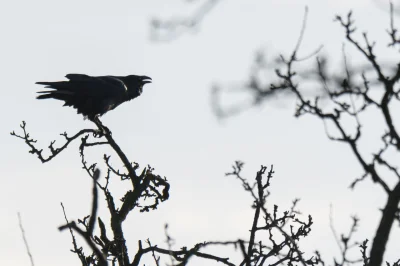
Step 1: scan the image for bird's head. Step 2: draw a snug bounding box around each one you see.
[120,75,152,97]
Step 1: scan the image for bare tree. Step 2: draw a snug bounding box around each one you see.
[151,1,400,265]
[12,119,169,266]
[12,117,322,265]
[212,4,400,266]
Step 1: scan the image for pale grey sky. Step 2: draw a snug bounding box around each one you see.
[1,0,399,265]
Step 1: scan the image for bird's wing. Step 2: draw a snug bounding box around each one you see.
[64,74,128,96]
[98,76,128,94]
[36,74,128,117]
[65,73,91,81]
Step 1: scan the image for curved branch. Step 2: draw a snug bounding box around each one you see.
[11,121,99,163]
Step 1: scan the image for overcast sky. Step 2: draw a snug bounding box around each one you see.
[1,0,399,265]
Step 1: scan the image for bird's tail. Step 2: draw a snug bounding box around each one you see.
[36,81,75,104]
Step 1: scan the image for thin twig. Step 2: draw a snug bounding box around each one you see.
[18,213,35,266]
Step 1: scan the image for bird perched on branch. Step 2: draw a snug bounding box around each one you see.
[36,74,152,121]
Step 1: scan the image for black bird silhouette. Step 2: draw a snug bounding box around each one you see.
[36,74,152,121]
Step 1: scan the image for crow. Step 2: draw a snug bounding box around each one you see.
[36,74,152,121]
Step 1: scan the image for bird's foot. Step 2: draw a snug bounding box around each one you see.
[93,129,104,138]
[92,125,112,137]
[102,125,112,136]
[91,116,112,137]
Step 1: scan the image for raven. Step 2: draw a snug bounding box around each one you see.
[36,74,152,121]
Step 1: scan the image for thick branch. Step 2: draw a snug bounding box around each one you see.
[369,181,400,266]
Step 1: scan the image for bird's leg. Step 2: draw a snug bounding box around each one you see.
[92,115,111,136]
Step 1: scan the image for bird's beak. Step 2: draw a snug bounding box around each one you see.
[142,76,152,84]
